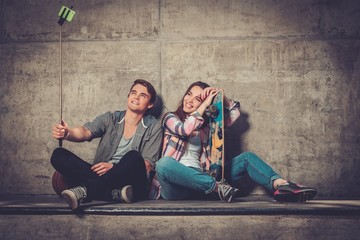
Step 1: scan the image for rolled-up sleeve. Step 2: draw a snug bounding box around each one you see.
[163,112,204,137]
[225,100,241,127]
[83,111,112,141]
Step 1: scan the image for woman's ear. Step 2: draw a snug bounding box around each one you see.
[147,103,154,109]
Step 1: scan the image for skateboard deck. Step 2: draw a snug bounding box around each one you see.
[206,90,225,181]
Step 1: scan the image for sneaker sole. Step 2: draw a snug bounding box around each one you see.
[61,190,79,210]
[222,189,239,203]
[121,185,134,203]
[225,188,239,203]
[274,189,317,203]
[148,184,161,200]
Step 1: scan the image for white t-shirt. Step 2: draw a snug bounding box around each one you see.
[109,136,134,164]
[179,132,202,170]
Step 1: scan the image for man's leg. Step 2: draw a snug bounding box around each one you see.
[50,147,98,186]
[84,150,148,201]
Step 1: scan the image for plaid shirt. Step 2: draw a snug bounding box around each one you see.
[161,100,241,171]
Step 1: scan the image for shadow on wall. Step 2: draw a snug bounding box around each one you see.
[225,111,250,158]
[331,43,360,197]
[224,111,261,196]
[146,95,164,120]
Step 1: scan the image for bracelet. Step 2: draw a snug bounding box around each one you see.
[63,130,70,140]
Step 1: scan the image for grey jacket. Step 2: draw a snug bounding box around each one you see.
[83,111,163,167]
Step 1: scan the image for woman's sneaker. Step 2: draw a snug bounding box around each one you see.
[217,180,239,203]
[273,182,317,203]
[148,176,161,200]
[111,185,134,203]
[61,186,87,210]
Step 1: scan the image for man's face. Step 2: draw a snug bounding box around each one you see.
[127,84,153,113]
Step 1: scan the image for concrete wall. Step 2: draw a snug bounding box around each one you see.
[0,0,359,197]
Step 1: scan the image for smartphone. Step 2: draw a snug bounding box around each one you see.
[58,6,75,22]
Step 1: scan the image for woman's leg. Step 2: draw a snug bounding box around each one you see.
[225,152,282,191]
[226,152,317,202]
[85,150,148,201]
[50,147,98,186]
[155,157,216,200]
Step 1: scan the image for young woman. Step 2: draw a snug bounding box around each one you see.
[155,81,317,203]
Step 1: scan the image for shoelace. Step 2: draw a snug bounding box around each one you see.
[111,189,121,200]
[218,181,231,201]
[71,186,87,200]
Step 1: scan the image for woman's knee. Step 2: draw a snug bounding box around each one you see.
[244,151,259,160]
[155,157,174,175]
[231,152,260,168]
[241,151,259,162]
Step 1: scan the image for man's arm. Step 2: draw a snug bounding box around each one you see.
[52,120,92,142]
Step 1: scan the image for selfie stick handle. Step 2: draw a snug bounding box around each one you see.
[59,24,63,147]
[57,6,75,147]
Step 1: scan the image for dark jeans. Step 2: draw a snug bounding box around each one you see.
[50,148,148,201]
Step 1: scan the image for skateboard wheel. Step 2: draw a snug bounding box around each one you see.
[208,105,217,112]
[208,105,218,117]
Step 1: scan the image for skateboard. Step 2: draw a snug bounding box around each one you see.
[206,89,225,181]
[52,171,71,195]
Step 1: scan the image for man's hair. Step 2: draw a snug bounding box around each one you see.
[130,79,157,104]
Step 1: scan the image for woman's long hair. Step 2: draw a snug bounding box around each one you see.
[172,81,210,128]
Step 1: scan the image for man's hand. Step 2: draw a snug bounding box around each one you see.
[52,120,92,142]
[91,162,114,176]
[53,120,69,140]
[144,160,153,173]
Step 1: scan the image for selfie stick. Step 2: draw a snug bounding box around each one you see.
[57,6,75,147]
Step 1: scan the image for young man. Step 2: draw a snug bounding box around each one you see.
[51,79,162,210]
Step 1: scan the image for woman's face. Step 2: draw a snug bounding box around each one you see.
[182,85,204,114]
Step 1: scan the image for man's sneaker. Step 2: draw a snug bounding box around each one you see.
[217,180,239,203]
[273,182,317,203]
[61,186,87,210]
[111,185,134,203]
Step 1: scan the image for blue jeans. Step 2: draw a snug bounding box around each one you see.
[155,152,282,200]
[155,157,217,200]
[225,152,281,191]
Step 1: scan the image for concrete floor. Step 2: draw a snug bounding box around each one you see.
[1,194,360,216]
[1,195,360,240]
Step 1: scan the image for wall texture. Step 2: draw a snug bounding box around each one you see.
[0,0,359,197]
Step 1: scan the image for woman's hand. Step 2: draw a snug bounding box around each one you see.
[91,162,114,176]
[201,87,220,108]
[196,87,220,116]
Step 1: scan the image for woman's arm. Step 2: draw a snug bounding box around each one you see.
[163,112,204,137]
[224,96,241,127]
